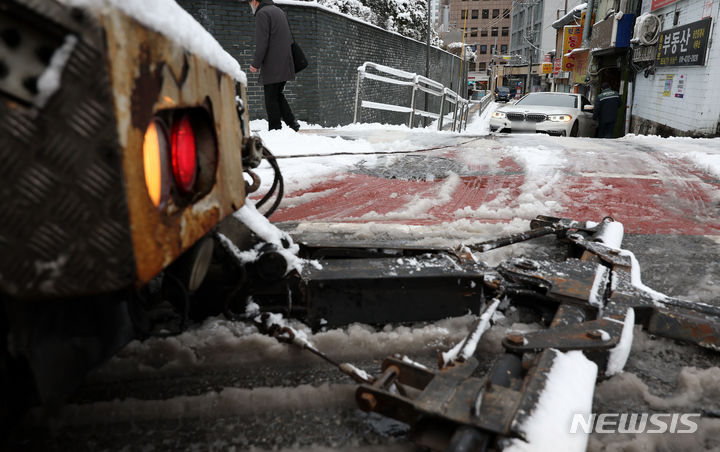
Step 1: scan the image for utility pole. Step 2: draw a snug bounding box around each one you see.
[492,36,498,92]
[424,0,430,127]
[527,2,533,94]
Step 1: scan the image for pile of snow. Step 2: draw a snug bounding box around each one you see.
[504,349,598,452]
[58,0,246,84]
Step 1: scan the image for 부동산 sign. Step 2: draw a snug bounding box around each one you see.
[655,18,711,67]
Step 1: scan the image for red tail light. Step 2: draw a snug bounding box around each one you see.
[170,114,197,193]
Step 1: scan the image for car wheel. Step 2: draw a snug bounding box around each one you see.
[570,121,579,137]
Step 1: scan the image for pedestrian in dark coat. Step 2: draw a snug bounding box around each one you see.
[248,0,300,131]
[593,82,621,138]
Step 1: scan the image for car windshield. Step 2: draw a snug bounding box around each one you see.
[497,87,509,93]
[516,93,577,108]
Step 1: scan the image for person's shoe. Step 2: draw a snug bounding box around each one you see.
[289,121,300,132]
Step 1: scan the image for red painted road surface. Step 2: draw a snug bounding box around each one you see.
[264,134,720,236]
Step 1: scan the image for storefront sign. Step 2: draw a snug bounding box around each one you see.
[561,26,583,71]
[651,0,678,11]
[703,0,714,18]
[542,62,553,74]
[655,18,711,67]
[552,57,562,76]
[572,52,589,84]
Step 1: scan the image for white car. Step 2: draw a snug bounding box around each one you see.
[489,92,597,137]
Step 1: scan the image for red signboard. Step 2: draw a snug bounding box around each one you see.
[651,0,678,11]
[552,57,562,76]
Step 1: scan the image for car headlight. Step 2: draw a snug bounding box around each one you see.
[548,114,572,122]
[491,111,506,119]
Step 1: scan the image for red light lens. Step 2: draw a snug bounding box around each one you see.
[170,115,197,193]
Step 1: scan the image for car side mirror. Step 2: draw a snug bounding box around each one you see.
[583,105,594,112]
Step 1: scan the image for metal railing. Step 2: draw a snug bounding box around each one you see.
[353,62,469,132]
[472,91,493,118]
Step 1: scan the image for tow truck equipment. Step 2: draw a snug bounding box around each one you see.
[254,215,720,451]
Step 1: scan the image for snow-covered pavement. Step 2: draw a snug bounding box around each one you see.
[251,103,720,238]
[10,104,720,452]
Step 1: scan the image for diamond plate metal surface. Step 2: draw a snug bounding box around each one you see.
[0,1,135,299]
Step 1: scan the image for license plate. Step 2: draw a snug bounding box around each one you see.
[510,121,535,132]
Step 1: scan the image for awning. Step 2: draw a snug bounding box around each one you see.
[552,3,587,29]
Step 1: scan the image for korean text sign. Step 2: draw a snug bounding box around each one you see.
[655,18,711,67]
[562,26,583,71]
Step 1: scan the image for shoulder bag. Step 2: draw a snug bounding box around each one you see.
[285,13,308,73]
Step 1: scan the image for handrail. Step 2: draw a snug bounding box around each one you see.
[353,62,469,132]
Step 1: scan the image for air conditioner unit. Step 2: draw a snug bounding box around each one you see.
[591,12,636,49]
[632,13,661,45]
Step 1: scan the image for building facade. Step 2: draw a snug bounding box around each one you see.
[630,0,720,136]
[510,0,543,67]
[444,0,513,90]
[504,0,584,93]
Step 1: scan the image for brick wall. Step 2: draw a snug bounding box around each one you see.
[177,0,466,127]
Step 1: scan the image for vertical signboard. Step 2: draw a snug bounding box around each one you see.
[562,26,583,71]
[656,18,712,67]
[572,52,589,83]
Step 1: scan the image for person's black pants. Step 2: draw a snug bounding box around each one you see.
[598,121,615,138]
[263,82,297,130]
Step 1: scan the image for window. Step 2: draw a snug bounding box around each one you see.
[471,27,478,37]
[492,9,500,18]
[482,9,489,19]
[516,93,577,108]
[503,9,510,18]
[480,45,487,54]
[472,9,479,19]
[478,62,486,70]
[501,44,508,53]
[461,9,468,19]
[481,29,488,37]
[490,44,496,54]
[491,27,498,36]
[502,26,509,36]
